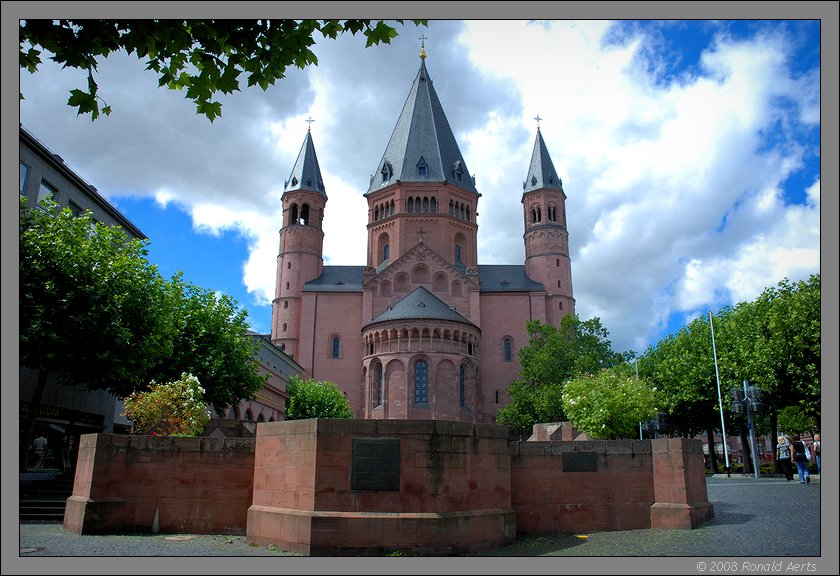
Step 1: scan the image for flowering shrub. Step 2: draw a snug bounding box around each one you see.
[122,372,211,436]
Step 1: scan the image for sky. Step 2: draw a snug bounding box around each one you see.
[15,18,823,356]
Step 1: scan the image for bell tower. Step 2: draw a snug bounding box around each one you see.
[271,125,327,359]
[522,121,575,324]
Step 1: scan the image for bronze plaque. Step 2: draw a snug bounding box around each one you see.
[351,438,401,491]
[562,451,598,472]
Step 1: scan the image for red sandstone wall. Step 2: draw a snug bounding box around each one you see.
[511,440,656,534]
[510,437,712,534]
[64,433,255,535]
[247,419,516,554]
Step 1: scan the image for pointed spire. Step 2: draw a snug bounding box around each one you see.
[523,126,563,193]
[284,125,326,196]
[366,54,478,196]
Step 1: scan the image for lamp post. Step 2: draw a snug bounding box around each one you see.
[709,311,730,474]
[731,380,763,479]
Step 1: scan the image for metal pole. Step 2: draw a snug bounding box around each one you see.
[709,311,730,472]
[745,380,760,479]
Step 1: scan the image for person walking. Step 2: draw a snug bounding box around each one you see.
[31,433,48,471]
[776,435,794,481]
[791,433,811,484]
[811,433,820,477]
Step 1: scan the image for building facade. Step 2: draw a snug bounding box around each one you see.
[271,49,575,424]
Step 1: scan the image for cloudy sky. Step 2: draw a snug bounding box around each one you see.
[15,17,823,356]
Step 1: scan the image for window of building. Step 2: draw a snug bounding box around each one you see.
[376,364,383,406]
[68,201,84,217]
[418,164,427,176]
[455,243,462,263]
[459,365,465,408]
[503,338,512,362]
[383,243,390,262]
[282,323,287,331]
[331,336,340,358]
[495,390,500,404]
[559,301,564,311]
[557,280,562,288]
[20,162,30,200]
[414,360,428,404]
[37,180,58,209]
[245,409,254,421]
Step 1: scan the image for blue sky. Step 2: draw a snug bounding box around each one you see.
[16,18,823,355]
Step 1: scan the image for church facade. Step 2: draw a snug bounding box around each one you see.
[270,48,574,424]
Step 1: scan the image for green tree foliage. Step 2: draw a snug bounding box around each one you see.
[20,199,173,395]
[285,376,355,420]
[561,366,659,439]
[19,19,427,121]
[776,406,818,438]
[19,199,174,464]
[152,274,267,416]
[121,373,210,436]
[496,315,623,438]
[640,274,820,472]
[19,200,267,445]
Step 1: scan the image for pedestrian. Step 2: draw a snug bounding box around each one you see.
[776,435,794,481]
[791,433,811,484]
[811,433,820,477]
[31,433,48,471]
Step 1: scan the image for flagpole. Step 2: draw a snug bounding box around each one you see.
[709,310,730,472]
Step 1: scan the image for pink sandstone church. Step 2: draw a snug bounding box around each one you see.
[270,46,575,425]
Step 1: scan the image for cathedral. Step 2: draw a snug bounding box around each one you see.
[270,45,574,424]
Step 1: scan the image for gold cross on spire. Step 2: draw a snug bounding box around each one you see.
[419,34,428,60]
[305,116,315,131]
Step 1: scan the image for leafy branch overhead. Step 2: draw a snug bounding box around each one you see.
[20,19,427,121]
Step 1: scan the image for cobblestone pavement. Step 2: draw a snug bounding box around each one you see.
[10,475,834,575]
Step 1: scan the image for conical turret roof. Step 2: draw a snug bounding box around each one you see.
[284,129,326,196]
[523,128,563,193]
[366,58,478,196]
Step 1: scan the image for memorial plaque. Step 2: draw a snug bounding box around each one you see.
[351,438,401,491]
[562,451,598,472]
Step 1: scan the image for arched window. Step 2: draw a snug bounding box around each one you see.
[459,365,466,408]
[376,364,383,406]
[408,197,414,212]
[422,197,430,212]
[503,338,512,362]
[300,203,310,225]
[383,243,390,262]
[414,360,428,404]
[331,336,340,358]
[257,413,265,422]
[290,204,298,225]
[282,323,287,331]
[245,409,254,421]
[455,243,462,263]
[430,197,437,212]
[284,301,288,309]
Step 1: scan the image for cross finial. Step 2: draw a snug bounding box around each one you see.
[305,116,315,131]
[534,115,543,129]
[419,34,428,60]
[416,225,426,243]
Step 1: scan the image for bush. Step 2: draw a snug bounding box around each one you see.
[122,372,210,435]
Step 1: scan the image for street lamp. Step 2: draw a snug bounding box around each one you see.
[731,380,763,478]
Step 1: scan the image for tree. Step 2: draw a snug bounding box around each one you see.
[150,274,267,416]
[285,377,354,420]
[561,366,659,439]
[121,373,210,436]
[19,19,427,121]
[19,199,174,465]
[496,315,624,438]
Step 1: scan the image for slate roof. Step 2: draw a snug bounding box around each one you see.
[302,266,365,292]
[284,129,326,196]
[302,265,544,294]
[368,286,474,325]
[365,58,478,196]
[523,128,564,194]
[477,265,545,292]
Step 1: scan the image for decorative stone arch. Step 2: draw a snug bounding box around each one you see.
[379,280,392,297]
[378,232,390,263]
[395,273,409,292]
[432,272,448,293]
[412,264,430,284]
